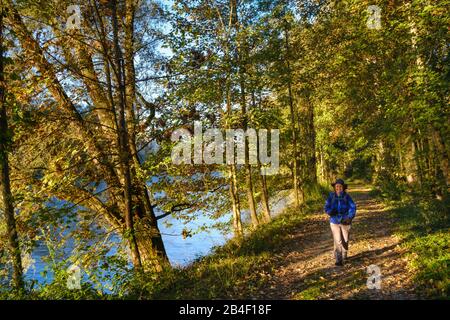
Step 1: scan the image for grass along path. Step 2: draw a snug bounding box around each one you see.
[250,184,418,300]
[137,183,440,300]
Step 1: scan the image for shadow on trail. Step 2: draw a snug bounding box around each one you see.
[249,184,418,299]
[347,242,400,263]
[258,240,403,299]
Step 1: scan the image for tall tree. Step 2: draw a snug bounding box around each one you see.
[4,0,169,270]
[0,5,24,291]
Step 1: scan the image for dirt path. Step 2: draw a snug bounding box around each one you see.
[254,184,418,300]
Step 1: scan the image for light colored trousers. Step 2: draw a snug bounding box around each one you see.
[330,223,351,263]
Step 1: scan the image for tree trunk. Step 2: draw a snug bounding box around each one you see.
[429,126,449,191]
[228,165,243,237]
[224,36,243,236]
[235,3,258,228]
[252,92,271,223]
[284,25,303,207]
[239,74,259,228]
[134,208,168,271]
[111,0,142,269]
[305,95,317,185]
[0,10,24,290]
[245,163,259,228]
[258,165,271,223]
[122,0,168,267]
[405,139,417,184]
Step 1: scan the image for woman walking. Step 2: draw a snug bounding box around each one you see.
[324,179,356,266]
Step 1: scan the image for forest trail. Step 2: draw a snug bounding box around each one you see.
[254,184,419,300]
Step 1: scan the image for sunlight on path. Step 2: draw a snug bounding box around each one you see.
[255,184,418,300]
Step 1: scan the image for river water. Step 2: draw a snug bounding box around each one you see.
[22,188,294,287]
[24,212,232,285]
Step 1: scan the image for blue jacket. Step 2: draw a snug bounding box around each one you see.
[324,191,356,224]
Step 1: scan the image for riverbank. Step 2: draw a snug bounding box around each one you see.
[2,183,447,299]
